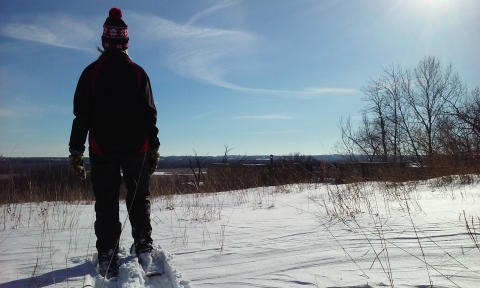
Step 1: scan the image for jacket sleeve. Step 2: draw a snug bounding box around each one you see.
[69,68,92,152]
[139,71,160,149]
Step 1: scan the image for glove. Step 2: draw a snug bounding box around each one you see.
[148,148,160,175]
[69,149,87,180]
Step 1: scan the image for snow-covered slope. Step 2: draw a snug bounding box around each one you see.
[1,178,479,287]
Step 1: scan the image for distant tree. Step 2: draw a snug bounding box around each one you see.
[403,56,467,161]
[188,150,209,189]
[221,144,233,164]
[335,56,471,165]
[358,65,409,162]
[335,115,375,162]
[280,152,313,164]
[221,144,247,164]
[443,86,480,156]
[361,74,390,162]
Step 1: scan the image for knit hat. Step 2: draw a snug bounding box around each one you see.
[102,7,129,50]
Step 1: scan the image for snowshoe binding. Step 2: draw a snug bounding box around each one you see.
[130,243,164,277]
[97,249,119,279]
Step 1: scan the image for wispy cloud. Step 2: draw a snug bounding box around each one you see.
[244,130,300,135]
[127,10,266,89]
[186,0,241,26]
[0,13,99,51]
[1,8,357,97]
[129,9,357,97]
[129,12,245,40]
[191,110,222,119]
[228,115,294,120]
[0,105,70,118]
[217,85,357,97]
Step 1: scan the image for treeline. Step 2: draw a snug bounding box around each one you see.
[0,154,343,173]
[335,56,480,171]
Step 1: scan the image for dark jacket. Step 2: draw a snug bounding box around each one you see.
[69,51,160,154]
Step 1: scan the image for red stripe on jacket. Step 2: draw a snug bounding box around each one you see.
[88,132,103,154]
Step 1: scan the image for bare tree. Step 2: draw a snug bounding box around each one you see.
[443,86,480,156]
[221,144,247,164]
[361,65,408,162]
[404,56,466,158]
[222,144,234,164]
[188,150,209,189]
[334,116,359,162]
[336,115,380,162]
[380,65,407,162]
[335,56,470,166]
[448,87,480,137]
[361,78,388,162]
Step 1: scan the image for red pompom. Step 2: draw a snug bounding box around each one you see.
[109,7,122,19]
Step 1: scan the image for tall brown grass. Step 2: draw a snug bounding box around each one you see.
[1,162,317,204]
[2,156,479,205]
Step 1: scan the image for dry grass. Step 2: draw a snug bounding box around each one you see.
[0,164,94,204]
[0,162,315,204]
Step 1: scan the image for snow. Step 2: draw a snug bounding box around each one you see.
[1,177,479,287]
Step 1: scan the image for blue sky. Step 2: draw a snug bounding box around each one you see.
[0,0,478,157]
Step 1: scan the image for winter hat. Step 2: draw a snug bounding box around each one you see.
[102,7,129,50]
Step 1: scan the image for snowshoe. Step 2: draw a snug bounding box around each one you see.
[97,249,119,278]
[130,243,164,277]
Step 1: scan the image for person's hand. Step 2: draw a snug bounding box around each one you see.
[148,148,160,175]
[69,149,87,180]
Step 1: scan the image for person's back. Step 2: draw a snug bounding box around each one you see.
[78,51,156,154]
[68,7,160,279]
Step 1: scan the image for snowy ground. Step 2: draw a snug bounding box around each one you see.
[0,177,479,287]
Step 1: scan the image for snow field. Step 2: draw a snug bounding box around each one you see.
[0,177,479,287]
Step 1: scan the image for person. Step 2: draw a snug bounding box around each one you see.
[68,7,160,277]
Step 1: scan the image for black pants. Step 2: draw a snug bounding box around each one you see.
[89,152,153,254]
